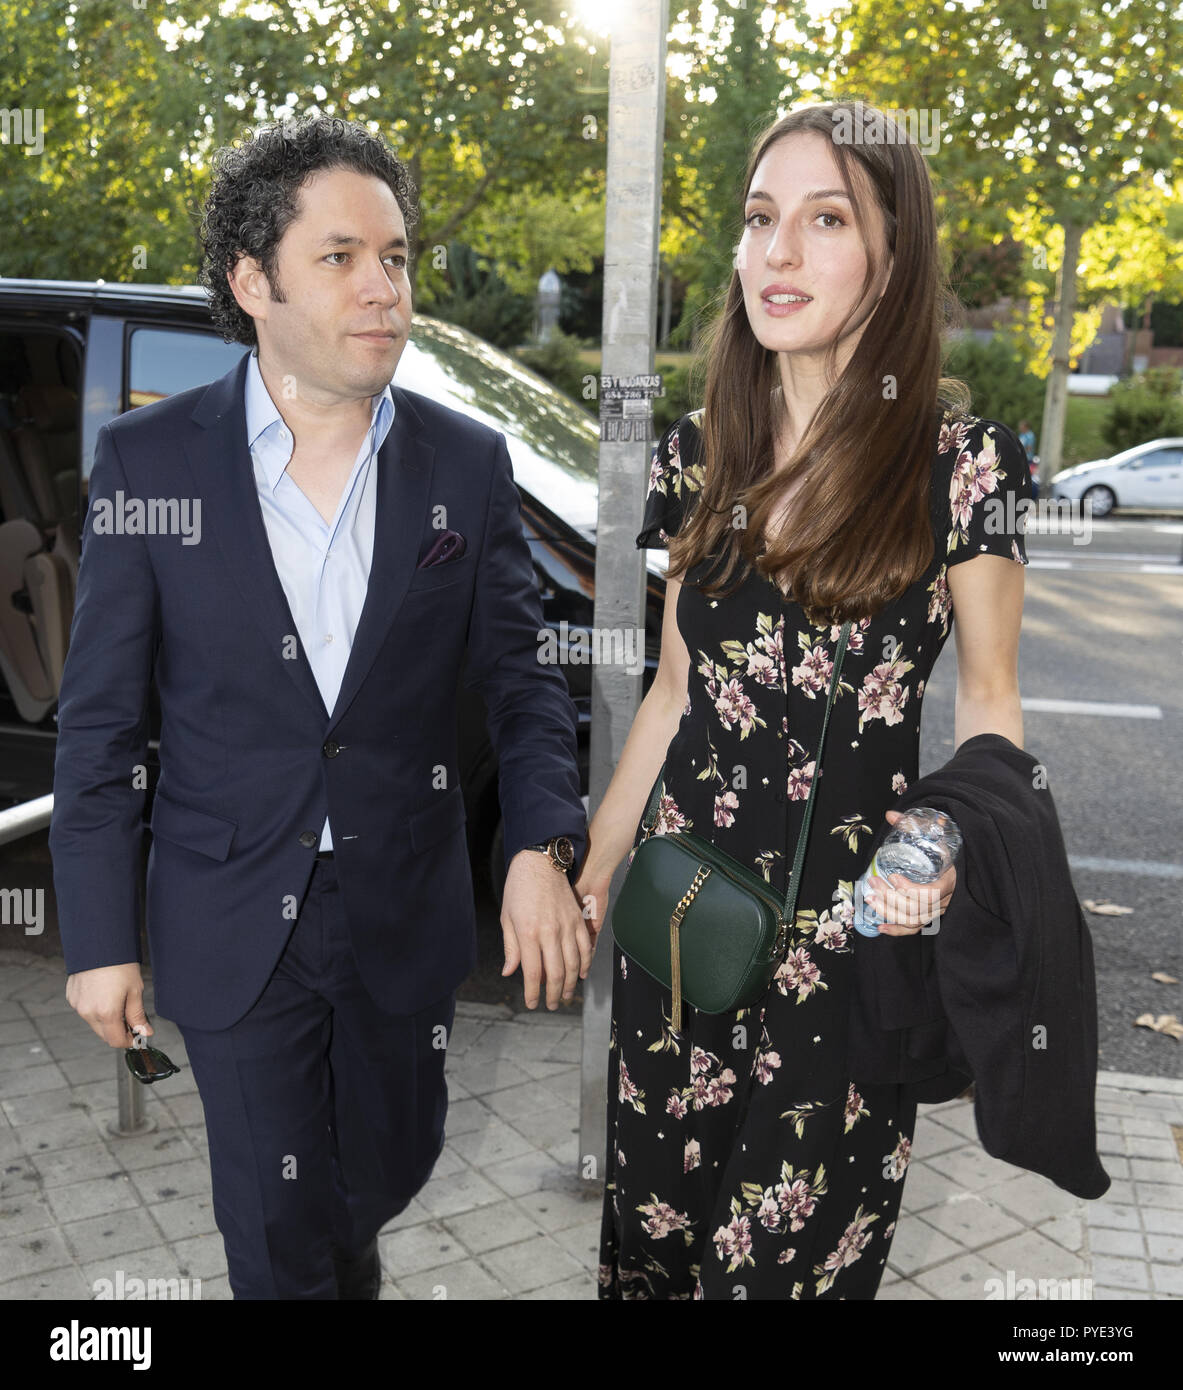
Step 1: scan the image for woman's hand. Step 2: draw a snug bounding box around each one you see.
[863,808,957,937]
[573,859,616,947]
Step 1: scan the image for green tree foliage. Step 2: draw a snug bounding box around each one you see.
[944,333,1046,436]
[3,0,1178,396]
[0,0,610,295]
[0,0,211,280]
[656,3,813,346]
[817,0,1183,474]
[421,242,534,348]
[1103,366,1183,452]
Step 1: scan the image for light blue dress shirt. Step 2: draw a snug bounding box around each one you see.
[244,349,395,851]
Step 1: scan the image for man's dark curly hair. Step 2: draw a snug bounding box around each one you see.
[198,115,419,347]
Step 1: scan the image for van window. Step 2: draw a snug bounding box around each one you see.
[128,327,248,408]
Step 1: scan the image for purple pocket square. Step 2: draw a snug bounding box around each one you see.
[417,529,466,568]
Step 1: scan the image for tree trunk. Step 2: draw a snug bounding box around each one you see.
[1039,219,1083,484]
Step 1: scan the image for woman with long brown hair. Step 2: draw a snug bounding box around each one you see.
[578,99,1032,1299]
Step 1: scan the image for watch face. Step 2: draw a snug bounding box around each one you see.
[553,837,575,868]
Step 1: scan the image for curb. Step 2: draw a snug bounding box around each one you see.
[1096,1068,1183,1097]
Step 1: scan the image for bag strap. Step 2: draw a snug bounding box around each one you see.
[638,619,853,922]
[780,619,851,921]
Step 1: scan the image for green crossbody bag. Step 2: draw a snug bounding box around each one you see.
[612,619,852,1030]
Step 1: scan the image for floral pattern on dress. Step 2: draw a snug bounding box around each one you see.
[946,419,1032,566]
[927,565,952,638]
[677,1045,739,1111]
[856,648,914,733]
[601,409,1031,1299]
[618,1057,646,1114]
[883,1133,913,1182]
[643,416,707,545]
[844,1083,870,1132]
[720,611,787,691]
[813,1203,879,1295]
[638,1196,695,1244]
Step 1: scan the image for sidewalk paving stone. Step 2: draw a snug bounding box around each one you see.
[439,1201,546,1254]
[393,1259,510,1300]
[44,1173,141,1225]
[0,955,1179,1302]
[479,1232,585,1295]
[377,1219,470,1277]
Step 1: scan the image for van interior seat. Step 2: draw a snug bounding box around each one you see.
[0,516,69,720]
[14,382,79,527]
[0,427,42,529]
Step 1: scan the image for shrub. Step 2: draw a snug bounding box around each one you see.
[943,332,1045,434]
[514,329,594,406]
[417,242,534,349]
[651,363,697,435]
[1102,367,1183,452]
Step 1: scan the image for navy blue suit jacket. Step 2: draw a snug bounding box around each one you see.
[49,351,587,1029]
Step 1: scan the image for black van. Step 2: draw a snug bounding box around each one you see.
[0,279,667,899]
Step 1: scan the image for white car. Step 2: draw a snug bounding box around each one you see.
[1049,437,1183,517]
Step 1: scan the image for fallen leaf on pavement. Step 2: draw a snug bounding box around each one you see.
[1133,1013,1183,1041]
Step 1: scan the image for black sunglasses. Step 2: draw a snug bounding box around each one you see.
[124,1028,182,1085]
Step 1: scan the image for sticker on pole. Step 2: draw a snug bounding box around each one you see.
[599,373,664,441]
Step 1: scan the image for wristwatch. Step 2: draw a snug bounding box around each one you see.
[522,836,576,873]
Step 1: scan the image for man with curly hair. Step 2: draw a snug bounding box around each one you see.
[50,115,591,1299]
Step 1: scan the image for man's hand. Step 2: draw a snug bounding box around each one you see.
[501,850,593,1010]
[66,963,152,1047]
[863,808,957,938]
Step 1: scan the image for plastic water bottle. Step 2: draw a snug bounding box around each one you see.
[853,807,963,938]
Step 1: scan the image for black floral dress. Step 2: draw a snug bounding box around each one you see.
[597,408,1032,1300]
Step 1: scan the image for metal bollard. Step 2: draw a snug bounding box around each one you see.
[108,1051,155,1138]
[0,793,157,1138]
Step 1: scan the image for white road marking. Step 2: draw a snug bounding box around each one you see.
[1069,856,1183,879]
[1027,550,1180,564]
[1021,698,1162,718]
[1061,517,1183,532]
[1024,552,1182,575]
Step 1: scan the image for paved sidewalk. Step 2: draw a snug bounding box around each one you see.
[0,951,1179,1300]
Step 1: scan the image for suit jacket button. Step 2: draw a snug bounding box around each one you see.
[298,831,318,848]
[323,740,340,758]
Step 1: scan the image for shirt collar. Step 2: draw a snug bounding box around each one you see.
[245,348,395,492]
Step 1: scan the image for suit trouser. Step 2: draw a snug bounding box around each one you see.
[176,855,456,1299]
